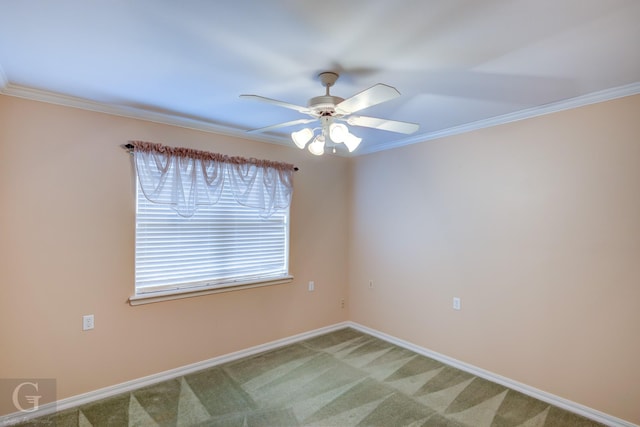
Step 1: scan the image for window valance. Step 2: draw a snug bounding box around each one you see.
[130,141,294,218]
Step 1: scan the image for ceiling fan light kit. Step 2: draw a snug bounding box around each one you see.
[329,122,348,142]
[241,71,419,155]
[342,132,362,153]
[292,115,363,155]
[291,128,314,149]
[308,135,326,156]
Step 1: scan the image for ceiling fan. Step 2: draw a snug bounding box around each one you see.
[240,72,419,155]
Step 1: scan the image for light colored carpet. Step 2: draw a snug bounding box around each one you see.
[16,328,604,426]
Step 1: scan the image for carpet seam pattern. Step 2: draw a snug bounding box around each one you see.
[12,328,606,427]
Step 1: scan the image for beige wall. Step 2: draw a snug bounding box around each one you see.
[0,94,349,412]
[2,92,639,424]
[348,94,640,424]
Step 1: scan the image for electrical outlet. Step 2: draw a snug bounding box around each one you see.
[308,281,315,291]
[341,299,345,309]
[453,297,461,311]
[82,314,94,330]
[369,280,373,289]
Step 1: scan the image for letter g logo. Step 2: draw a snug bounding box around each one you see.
[12,381,42,412]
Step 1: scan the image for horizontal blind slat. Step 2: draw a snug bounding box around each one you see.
[135,168,290,293]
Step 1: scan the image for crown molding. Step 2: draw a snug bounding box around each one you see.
[358,81,640,155]
[0,82,288,147]
[2,79,638,157]
[0,64,8,89]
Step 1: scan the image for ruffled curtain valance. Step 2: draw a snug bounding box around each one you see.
[130,141,294,218]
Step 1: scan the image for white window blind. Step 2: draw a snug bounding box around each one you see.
[135,176,290,295]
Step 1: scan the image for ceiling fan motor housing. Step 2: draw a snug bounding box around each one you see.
[308,95,345,116]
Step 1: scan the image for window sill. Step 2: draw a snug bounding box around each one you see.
[128,275,294,306]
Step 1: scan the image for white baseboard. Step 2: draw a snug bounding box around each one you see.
[0,322,349,426]
[1,321,636,427]
[346,321,637,427]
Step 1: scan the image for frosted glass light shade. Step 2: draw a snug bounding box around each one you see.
[291,128,313,149]
[343,133,362,153]
[329,123,348,143]
[308,135,325,156]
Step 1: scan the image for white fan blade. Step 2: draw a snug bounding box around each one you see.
[346,115,419,134]
[240,94,311,114]
[247,118,316,134]
[335,84,400,115]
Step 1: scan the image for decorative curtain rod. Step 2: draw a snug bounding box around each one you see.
[121,143,299,171]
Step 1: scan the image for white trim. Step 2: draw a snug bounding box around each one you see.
[346,321,638,427]
[1,321,636,427]
[0,83,285,148]
[1,81,639,157]
[358,81,640,155]
[0,322,350,426]
[0,65,8,90]
[128,276,294,305]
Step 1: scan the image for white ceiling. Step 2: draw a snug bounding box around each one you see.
[1,0,639,155]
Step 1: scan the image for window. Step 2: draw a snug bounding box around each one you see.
[127,141,294,304]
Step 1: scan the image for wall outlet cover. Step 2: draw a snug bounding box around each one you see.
[82,314,94,330]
